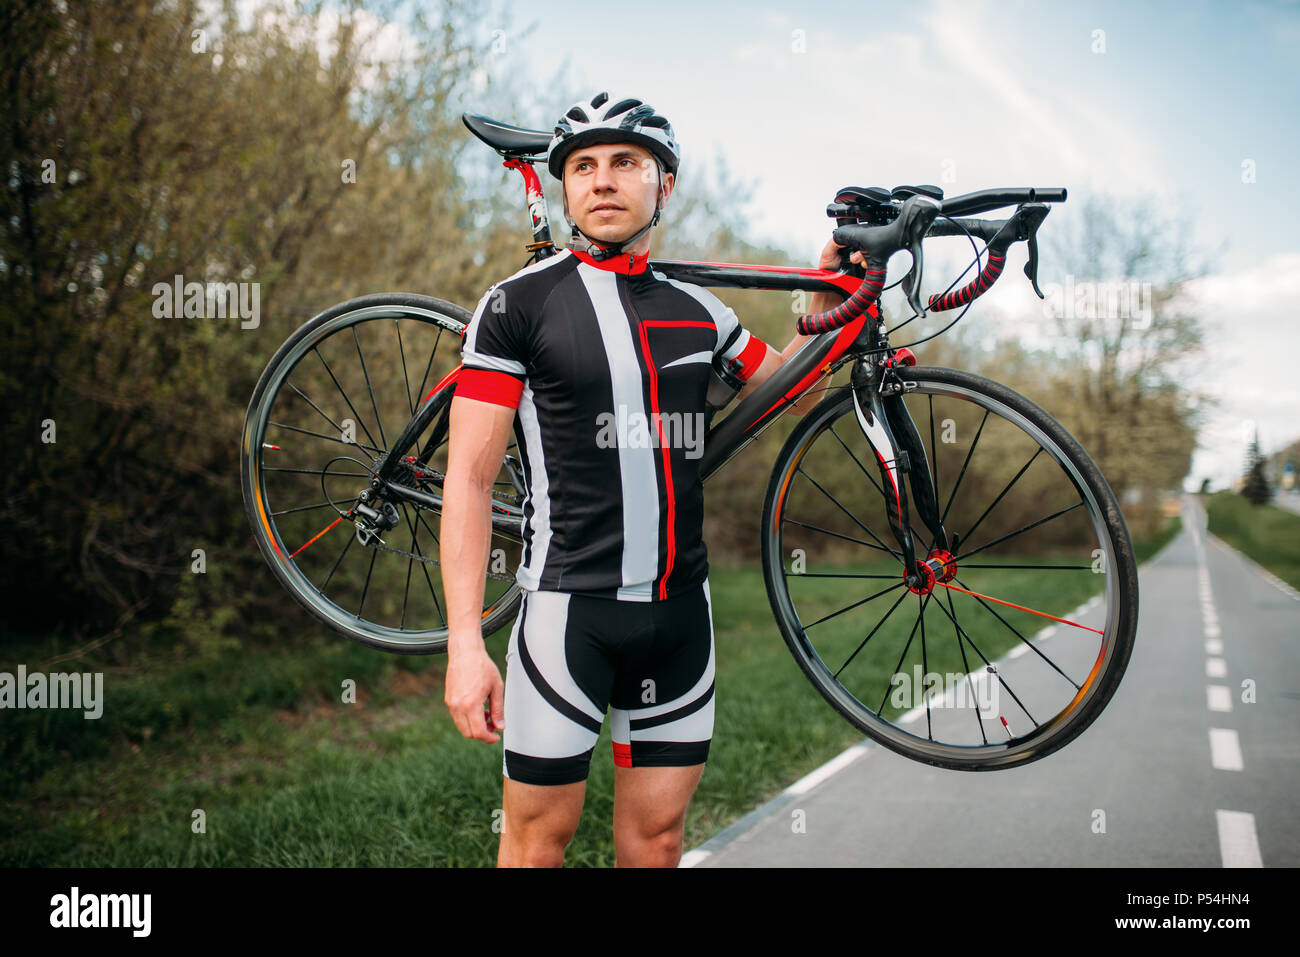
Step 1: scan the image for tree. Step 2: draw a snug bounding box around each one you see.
[1241,431,1272,506]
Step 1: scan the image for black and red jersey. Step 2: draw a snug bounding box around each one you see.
[456,247,768,601]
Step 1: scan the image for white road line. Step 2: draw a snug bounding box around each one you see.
[1206,657,1227,678]
[1206,685,1232,713]
[1209,728,1244,771]
[1205,638,1223,655]
[785,742,872,795]
[1215,809,1264,867]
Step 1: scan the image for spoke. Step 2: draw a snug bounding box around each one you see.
[415,328,442,404]
[783,519,898,556]
[313,347,383,453]
[796,466,902,561]
[396,320,414,417]
[959,446,1043,549]
[951,575,1083,690]
[788,572,900,579]
[803,581,907,630]
[271,500,343,517]
[919,592,932,740]
[927,594,1038,727]
[957,501,1085,563]
[928,395,939,518]
[356,547,379,619]
[400,523,415,631]
[267,420,382,459]
[401,503,444,623]
[938,581,1103,635]
[940,409,989,528]
[834,588,911,679]
[319,532,355,592]
[290,514,346,559]
[353,325,388,448]
[876,593,932,715]
[943,589,988,745]
[263,466,371,477]
[959,563,1093,570]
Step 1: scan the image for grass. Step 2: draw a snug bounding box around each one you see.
[2,518,1179,867]
[1204,491,1300,590]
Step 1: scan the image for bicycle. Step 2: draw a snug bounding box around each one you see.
[240,111,1139,771]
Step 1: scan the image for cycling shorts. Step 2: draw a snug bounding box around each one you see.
[501,579,716,786]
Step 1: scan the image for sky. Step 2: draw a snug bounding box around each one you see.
[276,0,1300,489]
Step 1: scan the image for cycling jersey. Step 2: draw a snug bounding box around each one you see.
[457,247,768,602]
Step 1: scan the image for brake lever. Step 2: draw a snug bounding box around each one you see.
[1024,235,1043,299]
[899,197,941,317]
[986,203,1049,299]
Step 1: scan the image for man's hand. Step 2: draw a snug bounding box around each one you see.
[444,638,506,743]
[818,238,867,272]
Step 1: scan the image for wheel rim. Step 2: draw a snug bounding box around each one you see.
[767,373,1133,769]
[243,302,523,650]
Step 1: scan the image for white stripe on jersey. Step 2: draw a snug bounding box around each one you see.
[463,250,574,368]
[515,380,553,590]
[662,350,713,368]
[578,265,661,600]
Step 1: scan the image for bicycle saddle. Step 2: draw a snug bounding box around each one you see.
[462,114,552,157]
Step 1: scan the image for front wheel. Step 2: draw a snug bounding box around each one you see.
[761,366,1138,770]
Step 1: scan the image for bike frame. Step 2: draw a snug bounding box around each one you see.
[367,158,949,586]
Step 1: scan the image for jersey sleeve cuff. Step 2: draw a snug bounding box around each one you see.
[456,367,524,409]
[732,333,769,381]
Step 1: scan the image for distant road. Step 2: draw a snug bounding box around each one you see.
[686,497,1299,867]
[1273,491,1300,516]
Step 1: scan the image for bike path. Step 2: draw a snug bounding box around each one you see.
[686,499,1299,867]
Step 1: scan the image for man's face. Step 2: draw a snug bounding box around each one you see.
[563,142,674,250]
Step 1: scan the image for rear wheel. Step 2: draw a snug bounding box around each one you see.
[240,293,524,654]
[761,366,1138,769]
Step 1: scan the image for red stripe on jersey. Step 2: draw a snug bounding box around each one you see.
[732,334,768,380]
[455,367,524,409]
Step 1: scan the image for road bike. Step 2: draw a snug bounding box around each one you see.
[240,111,1139,771]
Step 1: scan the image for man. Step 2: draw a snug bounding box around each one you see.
[441,92,857,867]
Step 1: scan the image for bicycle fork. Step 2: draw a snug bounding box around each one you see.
[849,357,953,591]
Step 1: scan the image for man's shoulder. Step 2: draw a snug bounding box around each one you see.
[490,249,579,302]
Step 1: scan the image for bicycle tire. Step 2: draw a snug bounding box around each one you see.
[241,292,524,654]
[760,366,1138,770]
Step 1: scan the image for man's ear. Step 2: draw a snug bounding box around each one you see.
[660,170,674,205]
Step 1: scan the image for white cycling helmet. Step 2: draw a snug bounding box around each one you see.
[546,91,680,181]
[547,92,680,259]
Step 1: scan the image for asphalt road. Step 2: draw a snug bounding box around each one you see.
[686,497,1299,867]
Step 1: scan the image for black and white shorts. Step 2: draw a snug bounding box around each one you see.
[501,579,716,786]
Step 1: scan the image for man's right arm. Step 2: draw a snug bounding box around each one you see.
[442,392,517,743]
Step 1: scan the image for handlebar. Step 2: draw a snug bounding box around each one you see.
[793,186,1062,336]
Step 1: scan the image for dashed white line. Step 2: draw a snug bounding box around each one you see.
[1206,685,1232,713]
[1216,809,1263,867]
[1205,657,1227,678]
[1205,638,1223,655]
[1209,728,1244,771]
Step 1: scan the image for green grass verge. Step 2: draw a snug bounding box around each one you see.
[3,520,1177,867]
[1204,491,1300,590]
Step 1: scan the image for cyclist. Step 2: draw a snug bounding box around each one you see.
[442,92,856,867]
